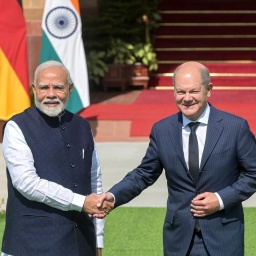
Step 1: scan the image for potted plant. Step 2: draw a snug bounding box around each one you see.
[82,0,161,90]
[102,40,159,90]
[102,38,133,91]
[130,43,158,72]
[122,42,158,89]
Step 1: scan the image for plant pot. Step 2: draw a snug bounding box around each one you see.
[102,64,128,92]
[128,63,149,89]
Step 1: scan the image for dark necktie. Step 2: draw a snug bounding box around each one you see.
[188,122,201,232]
[188,122,200,183]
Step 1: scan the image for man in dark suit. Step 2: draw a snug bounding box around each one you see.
[96,61,256,255]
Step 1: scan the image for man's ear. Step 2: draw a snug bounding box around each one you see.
[31,83,36,93]
[207,83,213,97]
[69,83,74,94]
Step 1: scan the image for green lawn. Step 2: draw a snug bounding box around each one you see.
[0,208,255,255]
[0,213,5,246]
[104,207,256,256]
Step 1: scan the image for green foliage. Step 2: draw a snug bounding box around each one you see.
[106,39,134,65]
[131,43,158,71]
[86,51,108,85]
[97,0,161,44]
[83,15,111,51]
[104,40,158,71]
[82,0,161,86]
[97,1,144,43]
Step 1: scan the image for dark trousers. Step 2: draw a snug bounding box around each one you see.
[186,231,210,256]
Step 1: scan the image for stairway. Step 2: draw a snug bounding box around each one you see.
[150,0,256,89]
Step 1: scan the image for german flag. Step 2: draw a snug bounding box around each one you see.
[0,0,30,121]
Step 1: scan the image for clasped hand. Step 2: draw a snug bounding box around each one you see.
[190,192,220,217]
[83,193,114,218]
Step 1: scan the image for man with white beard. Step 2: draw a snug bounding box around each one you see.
[1,60,111,256]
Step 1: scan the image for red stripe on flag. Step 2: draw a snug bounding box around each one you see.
[0,0,29,95]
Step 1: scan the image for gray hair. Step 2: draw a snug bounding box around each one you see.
[173,63,211,89]
[34,60,72,84]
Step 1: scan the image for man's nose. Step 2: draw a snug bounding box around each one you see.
[46,86,57,97]
[184,92,192,101]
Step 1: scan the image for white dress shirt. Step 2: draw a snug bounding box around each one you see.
[1,120,105,256]
[182,103,224,210]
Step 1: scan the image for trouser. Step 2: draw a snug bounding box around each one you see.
[186,230,210,256]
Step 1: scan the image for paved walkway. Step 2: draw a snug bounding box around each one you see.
[1,142,256,211]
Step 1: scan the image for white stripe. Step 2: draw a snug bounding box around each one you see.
[42,0,89,107]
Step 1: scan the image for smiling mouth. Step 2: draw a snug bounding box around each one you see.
[44,102,60,106]
[183,104,194,107]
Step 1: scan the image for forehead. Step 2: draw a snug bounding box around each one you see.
[175,67,203,88]
[37,66,68,82]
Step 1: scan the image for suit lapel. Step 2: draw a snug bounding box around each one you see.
[167,108,224,181]
[200,107,224,170]
[168,113,188,171]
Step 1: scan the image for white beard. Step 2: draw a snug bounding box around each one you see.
[34,95,69,117]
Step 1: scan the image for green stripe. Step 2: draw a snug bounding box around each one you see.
[40,31,84,113]
[66,87,83,113]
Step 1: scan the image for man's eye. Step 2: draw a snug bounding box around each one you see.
[39,86,49,90]
[54,86,65,90]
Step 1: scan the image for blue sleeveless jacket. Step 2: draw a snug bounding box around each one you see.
[2,105,96,256]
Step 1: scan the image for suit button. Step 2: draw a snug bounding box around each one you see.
[74,223,78,228]
[196,190,200,195]
[61,125,65,130]
[70,163,75,168]
[73,183,78,187]
[66,143,71,148]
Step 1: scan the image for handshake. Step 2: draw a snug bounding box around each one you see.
[82,193,114,218]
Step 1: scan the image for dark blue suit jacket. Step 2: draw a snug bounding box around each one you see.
[109,105,256,256]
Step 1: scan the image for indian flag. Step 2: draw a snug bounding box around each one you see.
[0,0,30,121]
[40,0,90,113]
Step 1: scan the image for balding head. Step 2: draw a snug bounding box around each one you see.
[173,61,211,89]
[173,61,213,121]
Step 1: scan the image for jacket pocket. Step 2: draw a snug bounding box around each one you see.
[165,210,175,225]
[221,206,242,224]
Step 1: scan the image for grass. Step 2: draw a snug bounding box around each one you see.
[0,208,255,255]
[244,208,256,255]
[104,207,256,256]
[0,213,5,246]
[104,207,164,256]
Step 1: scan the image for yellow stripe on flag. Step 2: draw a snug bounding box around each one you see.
[0,48,30,120]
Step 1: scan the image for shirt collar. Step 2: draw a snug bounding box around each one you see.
[182,103,210,128]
